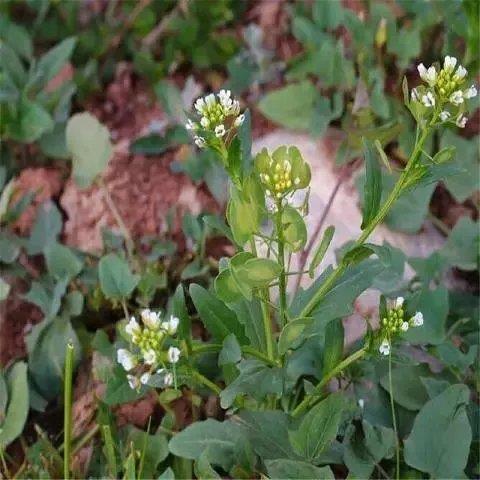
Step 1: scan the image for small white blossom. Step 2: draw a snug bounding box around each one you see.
[234,114,245,127]
[456,114,468,128]
[127,374,140,390]
[449,90,464,105]
[464,85,478,99]
[144,349,157,365]
[185,119,196,131]
[167,316,179,335]
[231,99,240,115]
[443,56,457,72]
[412,311,424,327]
[411,88,419,102]
[401,322,409,332]
[394,297,404,309]
[218,89,233,109]
[194,98,206,115]
[140,372,151,385]
[117,349,136,371]
[141,309,161,330]
[422,92,435,107]
[358,398,365,409]
[215,124,226,138]
[379,339,390,356]
[418,63,437,86]
[194,136,205,148]
[455,65,467,80]
[163,372,174,387]
[200,116,210,128]
[168,346,181,364]
[125,317,141,337]
[440,111,451,121]
[205,93,216,108]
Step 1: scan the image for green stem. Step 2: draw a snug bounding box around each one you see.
[275,206,288,328]
[190,370,221,395]
[299,127,431,320]
[292,347,366,417]
[63,342,74,480]
[389,351,400,480]
[191,343,279,367]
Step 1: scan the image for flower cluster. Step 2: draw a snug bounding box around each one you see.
[116,308,181,390]
[186,90,245,148]
[412,56,477,128]
[377,297,423,356]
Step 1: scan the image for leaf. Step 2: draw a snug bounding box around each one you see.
[172,284,191,347]
[440,217,478,271]
[194,451,221,480]
[44,242,83,281]
[27,201,62,255]
[289,394,345,461]
[361,139,382,230]
[23,278,68,318]
[278,318,310,355]
[258,81,319,130]
[265,459,334,480]
[98,253,139,299]
[282,206,307,252]
[235,257,281,287]
[218,334,242,366]
[189,284,247,344]
[36,37,76,87]
[404,384,472,478]
[321,318,344,376]
[154,80,186,124]
[130,127,189,155]
[312,0,344,28]
[0,19,33,60]
[0,362,29,447]
[309,225,334,278]
[66,112,112,188]
[8,99,54,143]
[229,298,267,352]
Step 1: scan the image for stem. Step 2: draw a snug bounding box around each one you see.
[275,207,288,328]
[292,347,366,417]
[63,342,74,480]
[389,351,400,480]
[190,370,221,395]
[191,343,279,367]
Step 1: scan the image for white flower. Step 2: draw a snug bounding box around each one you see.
[185,119,196,130]
[218,89,232,109]
[394,297,404,309]
[401,322,409,332]
[163,372,174,387]
[141,309,161,330]
[418,63,437,86]
[215,124,226,138]
[265,196,278,213]
[127,374,140,390]
[358,398,365,409]
[200,116,210,128]
[143,349,157,365]
[205,93,216,108]
[440,111,451,121]
[449,90,464,105]
[194,97,206,115]
[167,346,181,364]
[464,85,477,99]
[230,99,240,115]
[379,339,390,356]
[140,372,151,385]
[234,114,245,127]
[422,92,435,107]
[125,317,141,337]
[443,56,457,72]
[455,65,467,80]
[194,136,205,148]
[456,114,468,128]
[411,88,419,102]
[412,311,424,327]
[117,349,136,371]
[167,315,179,335]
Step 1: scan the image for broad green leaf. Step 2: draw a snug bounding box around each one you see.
[440,217,478,271]
[98,253,139,299]
[214,268,244,303]
[66,112,112,188]
[38,122,69,159]
[0,43,27,87]
[309,225,334,278]
[36,37,76,87]
[23,278,68,318]
[27,201,62,255]
[282,206,307,252]
[278,318,309,355]
[189,284,247,344]
[154,80,185,124]
[0,19,33,60]
[265,459,334,480]
[289,394,345,461]
[321,318,344,376]
[44,242,83,281]
[157,467,175,479]
[8,98,54,143]
[218,334,242,366]
[235,257,281,287]
[229,298,267,352]
[312,0,344,28]
[0,277,10,301]
[194,450,221,479]
[258,81,319,130]
[361,139,382,229]
[404,384,472,478]
[0,362,29,447]
[130,127,189,155]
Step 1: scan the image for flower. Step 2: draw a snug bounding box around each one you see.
[412,311,424,327]
[117,349,136,371]
[411,88,419,102]
[394,297,404,309]
[379,339,390,356]
[185,119,196,131]
[449,90,464,105]
[167,346,181,364]
[218,89,233,109]
[455,65,467,80]
[234,113,245,127]
[456,114,468,128]
[443,56,457,72]
[417,63,437,86]
[163,372,174,387]
[401,322,409,332]
[127,374,140,390]
[215,124,226,138]
[464,85,478,99]
[194,136,205,148]
[422,92,435,107]
[358,398,365,409]
[194,98,206,115]
[200,116,210,128]
[140,372,151,385]
[166,315,179,335]
[143,349,157,365]
[440,111,451,121]
[125,317,141,337]
[141,309,161,330]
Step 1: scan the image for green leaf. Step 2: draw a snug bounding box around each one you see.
[218,334,242,366]
[309,225,334,278]
[404,384,472,478]
[321,318,344,376]
[8,98,54,143]
[229,298,267,352]
[130,127,189,155]
[66,112,112,188]
[194,451,221,479]
[23,278,68,318]
[289,394,345,461]
[157,467,175,479]
[282,206,307,252]
[189,284,247,344]
[172,285,191,347]
[27,201,62,255]
[0,44,27,87]
[36,37,76,87]
[44,242,83,281]
[258,81,319,130]
[312,0,344,29]
[154,80,186,124]
[0,19,33,60]
[278,318,310,355]
[265,459,334,480]
[235,257,281,288]
[0,362,29,447]
[98,253,139,299]
[361,139,382,229]
[440,217,478,271]
[214,268,244,303]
